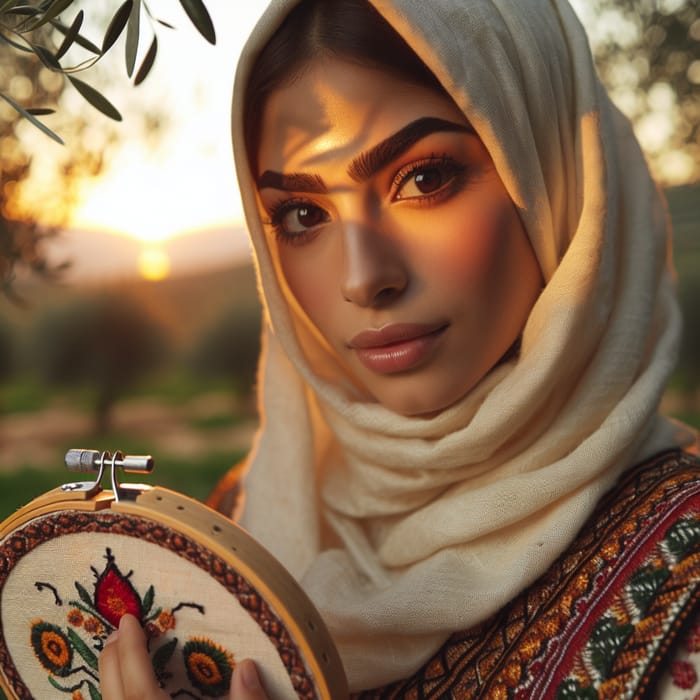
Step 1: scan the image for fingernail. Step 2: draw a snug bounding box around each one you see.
[240,660,260,690]
[119,613,138,632]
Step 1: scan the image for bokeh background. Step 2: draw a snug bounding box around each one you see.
[1,0,699,519]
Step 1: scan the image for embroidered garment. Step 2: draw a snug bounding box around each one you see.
[230,0,696,690]
[350,449,700,699]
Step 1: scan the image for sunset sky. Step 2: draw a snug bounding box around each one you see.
[20,0,690,281]
[66,0,270,277]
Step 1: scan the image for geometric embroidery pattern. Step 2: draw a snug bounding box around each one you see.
[0,510,317,700]
[353,449,700,700]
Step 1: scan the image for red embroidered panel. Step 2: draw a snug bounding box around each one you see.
[353,450,700,700]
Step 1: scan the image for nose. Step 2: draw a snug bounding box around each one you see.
[340,220,408,308]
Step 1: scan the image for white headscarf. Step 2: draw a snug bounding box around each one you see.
[230,0,695,690]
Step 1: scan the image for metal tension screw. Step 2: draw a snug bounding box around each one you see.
[65,449,154,474]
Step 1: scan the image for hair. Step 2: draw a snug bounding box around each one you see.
[244,0,446,172]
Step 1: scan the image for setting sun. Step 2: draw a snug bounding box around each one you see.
[138,246,171,281]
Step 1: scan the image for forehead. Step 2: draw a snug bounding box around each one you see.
[256,58,469,174]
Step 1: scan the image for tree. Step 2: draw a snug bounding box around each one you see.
[188,304,262,399]
[576,0,700,184]
[32,294,169,433]
[0,0,215,298]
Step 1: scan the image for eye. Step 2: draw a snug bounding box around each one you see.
[282,204,326,233]
[393,156,467,202]
[266,199,330,245]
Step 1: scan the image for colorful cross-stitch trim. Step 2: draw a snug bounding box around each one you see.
[354,450,700,700]
[0,510,317,700]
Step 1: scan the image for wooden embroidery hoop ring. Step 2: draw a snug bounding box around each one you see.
[0,449,348,700]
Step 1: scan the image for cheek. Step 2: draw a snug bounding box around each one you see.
[409,196,519,295]
[279,244,340,333]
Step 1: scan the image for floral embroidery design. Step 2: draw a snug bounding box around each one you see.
[30,622,74,677]
[0,510,317,700]
[29,547,235,699]
[183,638,236,697]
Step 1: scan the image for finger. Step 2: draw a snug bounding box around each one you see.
[115,614,167,699]
[99,631,126,700]
[231,659,270,700]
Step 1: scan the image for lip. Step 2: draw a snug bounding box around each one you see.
[348,322,448,374]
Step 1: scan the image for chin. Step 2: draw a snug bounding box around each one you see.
[376,385,468,419]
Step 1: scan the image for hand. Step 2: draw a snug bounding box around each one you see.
[99,614,271,700]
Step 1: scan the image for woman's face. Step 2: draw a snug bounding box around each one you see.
[255,58,543,416]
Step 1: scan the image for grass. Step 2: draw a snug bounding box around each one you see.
[189,412,242,430]
[671,411,700,431]
[0,371,253,520]
[0,376,51,414]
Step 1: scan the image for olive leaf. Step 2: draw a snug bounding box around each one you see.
[179,0,215,44]
[54,8,82,59]
[1,0,214,141]
[134,35,157,86]
[51,18,100,54]
[102,0,132,53]
[68,76,122,121]
[125,0,141,77]
[0,92,63,144]
[24,0,73,31]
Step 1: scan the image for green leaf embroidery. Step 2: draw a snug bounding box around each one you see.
[75,581,93,607]
[152,636,178,674]
[556,678,598,700]
[87,680,102,700]
[665,517,700,562]
[627,565,669,617]
[588,616,634,679]
[142,584,155,617]
[67,627,99,671]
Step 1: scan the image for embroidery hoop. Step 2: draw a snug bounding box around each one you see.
[0,449,348,700]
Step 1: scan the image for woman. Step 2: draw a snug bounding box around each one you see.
[100,0,699,697]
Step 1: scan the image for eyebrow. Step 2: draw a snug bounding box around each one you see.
[256,116,474,192]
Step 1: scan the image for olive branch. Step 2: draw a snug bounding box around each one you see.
[0,0,216,144]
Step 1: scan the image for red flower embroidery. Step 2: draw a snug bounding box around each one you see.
[94,554,142,627]
[671,660,698,689]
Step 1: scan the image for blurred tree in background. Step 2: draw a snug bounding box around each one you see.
[1,0,214,299]
[188,305,262,399]
[0,320,14,384]
[32,294,168,433]
[679,271,700,396]
[578,0,700,184]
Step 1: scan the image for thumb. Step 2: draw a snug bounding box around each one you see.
[231,659,269,700]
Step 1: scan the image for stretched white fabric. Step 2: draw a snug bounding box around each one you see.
[230,0,696,690]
